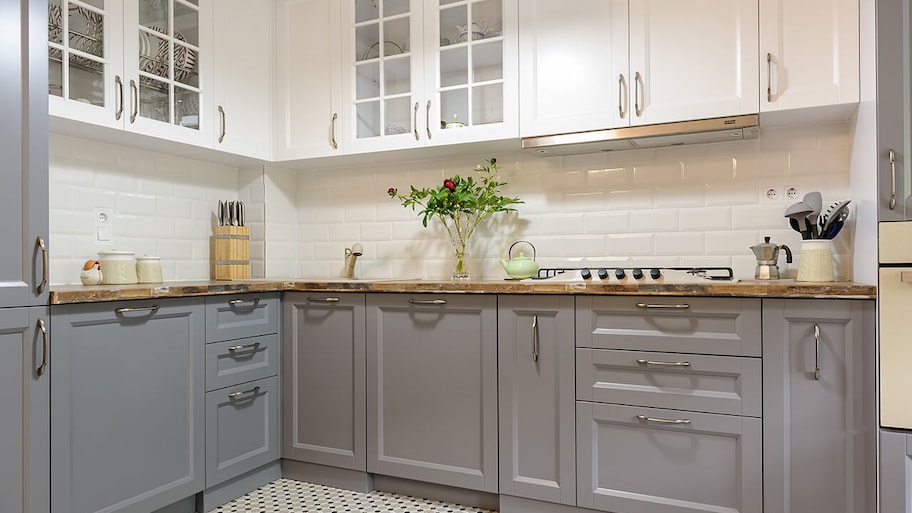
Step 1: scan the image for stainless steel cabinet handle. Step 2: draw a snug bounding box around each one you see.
[129,79,138,123]
[413,101,420,140]
[115,75,124,120]
[228,298,260,307]
[531,314,539,362]
[618,74,627,119]
[307,296,341,303]
[330,112,338,149]
[813,323,821,380]
[426,100,432,139]
[634,71,644,117]
[228,385,260,400]
[114,305,160,314]
[228,342,261,352]
[636,359,691,367]
[217,105,226,143]
[36,236,48,295]
[36,318,48,377]
[408,298,447,305]
[636,414,691,425]
[890,149,897,210]
[635,303,690,310]
[766,53,773,102]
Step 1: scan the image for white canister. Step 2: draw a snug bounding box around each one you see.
[136,256,163,284]
[796,240,835,282]
[98,250,138,285]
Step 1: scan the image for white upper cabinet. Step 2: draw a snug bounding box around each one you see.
[49,0,213,147]
[519,0,759,137]
[274,0,342,160]
[340,0,518,154]
[760,0,859,114]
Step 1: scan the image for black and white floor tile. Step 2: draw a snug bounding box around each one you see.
[209,478,498,513]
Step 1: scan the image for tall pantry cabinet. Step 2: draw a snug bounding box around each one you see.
[0,2,51,513]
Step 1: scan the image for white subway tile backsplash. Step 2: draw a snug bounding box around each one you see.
[607,233,654,256]
[633,161,683,184]
[583,211,630,235]
[653,186,707,208]
[680,207,732,231]
[682,158,734,182]
[629,209,679,233]
[654,233,705,256]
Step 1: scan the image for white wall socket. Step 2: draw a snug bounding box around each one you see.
[762,186,780,202]
[784,185,802,200]
[95,208,113,242]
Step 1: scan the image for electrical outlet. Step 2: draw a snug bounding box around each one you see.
[784,185,802,200]
[762,186,780,202]
[95,208,113,242]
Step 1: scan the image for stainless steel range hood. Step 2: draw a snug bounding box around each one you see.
[521,114,759,155]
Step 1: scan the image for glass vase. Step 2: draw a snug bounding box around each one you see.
[449,232,470,281]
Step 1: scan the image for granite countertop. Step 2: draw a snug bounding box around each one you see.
[49,278,877,305]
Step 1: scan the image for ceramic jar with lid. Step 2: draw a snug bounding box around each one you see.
[98,250,138,285]
[136,256,163,283]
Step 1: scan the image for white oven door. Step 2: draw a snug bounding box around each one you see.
[880,266,912,429]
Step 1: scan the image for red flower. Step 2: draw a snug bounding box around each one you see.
[387,187,397,197]
[443,179,456,192]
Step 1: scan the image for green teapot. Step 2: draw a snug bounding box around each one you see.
[501,240,539,279]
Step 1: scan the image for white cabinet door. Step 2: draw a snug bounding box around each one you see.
[760,0,858,113]
[274,0,342,160]
[628,0,759,125]
[213,0,272,160]
[519,0,628,137]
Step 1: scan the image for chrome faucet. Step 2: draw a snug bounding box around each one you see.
[340,243,363,278]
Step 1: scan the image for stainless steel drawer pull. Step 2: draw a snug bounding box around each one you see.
[636,359,691,367]
[36,236,48,295]
[813,323,821,380]
[115,305,160,314]
[766,53,773,102]
[37,318,49,377]
[635,303,690,310]
[114,75,124,120]
[409,299,447,305]
[413,101,420,140]
[228,298,260,307]
[634,71,644,117]
[890,149,897,210]
[531,314,540,362]
[618,73,627,119]
[636,414,691,425]
[307,296,341,303]
[217,105,226,143]
[426,100,432,139]
[228,386,260,400]
[228,342,261,353]
[330,112,339,150]
[129,79,138,123]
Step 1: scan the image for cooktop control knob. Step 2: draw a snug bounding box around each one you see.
[632,268,644,280]
[597,268,609,279]
[615,268,626,279]
[650,268,662,279]
[580,268,592,279]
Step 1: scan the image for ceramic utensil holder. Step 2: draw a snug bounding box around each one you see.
[212,226,250,280]
[796,240,835,282]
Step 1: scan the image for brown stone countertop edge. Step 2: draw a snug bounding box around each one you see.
[50,279,877,304]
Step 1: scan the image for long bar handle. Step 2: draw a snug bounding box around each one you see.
[890,149,897,210]
[634,71,644,117]
[426,100,432,139]
[330,112,339,149]
[114,305,160,314]
[531,314,539,362]
[413,101,420,140]
[409,298,447,305]
[635,303,690,310]
[766,53,772,102]
[228,298,260,307]
[114,75,124,120]
[36,318,48,377]
[636,414,691,425]
[813,323,821,380]
[228,342,261,352]
[618,74,627,119]
[307,296,341,303]
[636,359,691,367]
[129,79,138,123]
[228,386,260,400]
[217,105,226,143]
[36,236,48,295]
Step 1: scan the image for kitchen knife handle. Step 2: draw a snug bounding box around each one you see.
[636,359,691,368]
[813,323,821,380]
[889,149,896,210]
[114,75,124,120]
[413,102,420,140]
[330,112,339,149]
[426,100,432,139]
[36,318,48,377]
[408,298,447,305]
[531,314,539,362]
[36,236,48,295]
[636,414,691,425]
[307,296,341,303]
[129,79,138,123]
[218,105,226,143]
[766,53,773,102]
[635,303,690,310]
[634,71,644,117]
[228,386,260,400]
[618,74,627,119]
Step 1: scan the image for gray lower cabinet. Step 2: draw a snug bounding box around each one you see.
[762,299,876,513]
[0,307,49,513]
[51,299,205,513]
[282,292,366,471]
[366,294,498,493]
[881,429,912,512]
[497,295,575,505]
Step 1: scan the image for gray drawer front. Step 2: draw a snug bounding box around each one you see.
[576,348,761,417]
[577,402,762,513]
[205,334,278,391]
[576,296,762,356]
[205,293,279,342]
[205,376,279,487]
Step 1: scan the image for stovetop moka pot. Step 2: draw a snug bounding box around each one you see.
[750,236,793,280]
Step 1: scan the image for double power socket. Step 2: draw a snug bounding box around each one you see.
[762,185,801,202]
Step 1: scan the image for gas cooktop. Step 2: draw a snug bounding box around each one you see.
[531,266,736,283]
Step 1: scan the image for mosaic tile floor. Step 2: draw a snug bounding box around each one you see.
[209,478,498,513]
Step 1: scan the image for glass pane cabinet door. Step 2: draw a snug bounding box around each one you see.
[135,0,201,130]
[351,0,415,141]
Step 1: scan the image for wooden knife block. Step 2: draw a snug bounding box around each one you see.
[212,226,250,280]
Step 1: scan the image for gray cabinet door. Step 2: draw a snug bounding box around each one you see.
[762,299,876,513]
[498,295,575,505]
[0,0,48,308]
[367,294,498,493]
[881,429,912,513]
[51,299,205,513]
[205,293,280,342]
[576,402,762,513]
[0,307,49,513]
[283,292,366,471]
[206,376,280,487]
